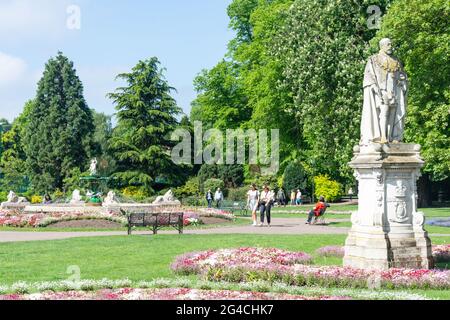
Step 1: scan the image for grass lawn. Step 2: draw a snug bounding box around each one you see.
[328,221,450,235]
[271,206,450,219]
[0,234,448,299]
[0,234,347,285]
[0,218,250,233]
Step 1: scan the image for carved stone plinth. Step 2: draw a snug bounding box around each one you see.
[343,143,434,270]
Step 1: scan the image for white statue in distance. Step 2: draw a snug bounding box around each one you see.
[89,158,98,176]
[70,189,84,204]
[103,190,119,205]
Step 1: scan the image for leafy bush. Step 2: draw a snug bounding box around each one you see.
[173,177,200,199]
[120,186,151,202]
[283,162,308,193]
[203,178,225,194]
[228,187,249,201]
[181,196,206,207]
[314,175,342,202]
[0,191,7,202]
[51,189,66,202]
[31,195,42,204]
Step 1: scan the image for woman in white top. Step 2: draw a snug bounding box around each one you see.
[247,184,259,226]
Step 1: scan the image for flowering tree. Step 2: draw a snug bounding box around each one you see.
[274,0,391,183]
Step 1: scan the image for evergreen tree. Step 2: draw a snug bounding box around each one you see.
[108,57,182,193]
[282,161,308,195]
[24,52,95,193]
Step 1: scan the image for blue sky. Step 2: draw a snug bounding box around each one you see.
[0,0,235,122]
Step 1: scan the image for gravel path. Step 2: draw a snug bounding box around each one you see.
[0,218,447,242]
[0,218,349,242]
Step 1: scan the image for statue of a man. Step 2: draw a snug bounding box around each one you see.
[360,38,408,145]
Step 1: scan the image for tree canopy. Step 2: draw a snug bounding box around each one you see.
[375,0,450,181]
[108,57,182,193]
[24,53,95,193]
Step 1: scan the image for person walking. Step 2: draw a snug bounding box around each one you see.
[205,189,213,208]
[214,188,224,209]
[296,189,302,206]
[290,190,296,205]
[348,187,354,203]
[277,188,286,206]
[247,184,260,226]
[259,185,274,227]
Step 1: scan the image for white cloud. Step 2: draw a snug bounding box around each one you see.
[0,51,27,86]
[0,0,72,39]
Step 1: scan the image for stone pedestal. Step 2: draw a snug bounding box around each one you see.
[343,143,434,270]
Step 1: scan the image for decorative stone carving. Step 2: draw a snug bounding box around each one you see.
[103,191,119,206]
[1,191,30,209]
[70,189,84,204]
[152,190,180,205]
[343,143,434,270]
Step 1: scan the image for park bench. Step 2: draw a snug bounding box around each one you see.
[122,210,184,235]
[220,200,249,216]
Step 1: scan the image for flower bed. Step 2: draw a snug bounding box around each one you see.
[173,247,450,290]
[433,245,450,263]
[0,287,350,300]
[0,278,429,300]
[315,246,345,258]
[171,248,313,275]
[203,264,450,290]
[183,207,236,221]
[314,245,450,262]
[0,210,126,228]
[426,218,450,228]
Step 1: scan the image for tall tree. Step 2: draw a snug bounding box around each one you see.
[108,57,182,193]
[24,52,95,192]
[275,0,391,183]
[375,0,450,181]
[190,60,250,130]
[374,0,450,205]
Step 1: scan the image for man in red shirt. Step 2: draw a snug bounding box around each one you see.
[306,196,329,224]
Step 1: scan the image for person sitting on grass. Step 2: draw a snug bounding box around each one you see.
[305,196,330,225]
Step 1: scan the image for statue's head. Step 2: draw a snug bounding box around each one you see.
[379,38,393,55]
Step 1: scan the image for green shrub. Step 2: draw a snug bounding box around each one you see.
[314,175,342,202]
[283,162,308,194]
[120,186,150,202]
[181,196,206,207]
[0,191,7,202]
[173,177,200,199]
[203,178,225,194]
[52,189,66,201]
[227,187,249,201]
